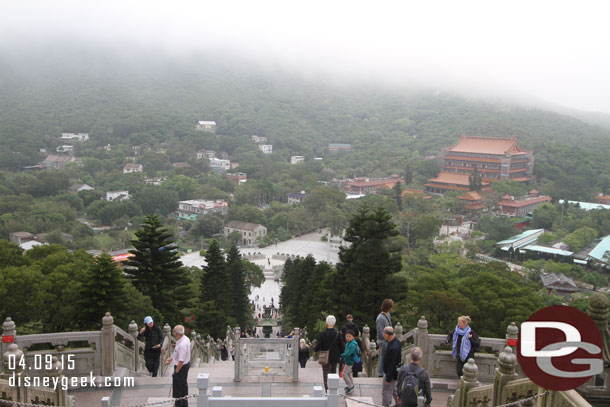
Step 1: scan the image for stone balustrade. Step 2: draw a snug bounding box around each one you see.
[1,313,229,380]
[233,327,300,382]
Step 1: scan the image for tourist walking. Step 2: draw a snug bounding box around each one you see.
[340,314,360,338]
[298,338,310,368]
[165,325,191,407]
[396,347,432,407]
[451,315,480,377]
[314,315,344,392]
[137,316,163,377]
[381,326,401,407]
[376,299,394,377]
[339,330,360,395]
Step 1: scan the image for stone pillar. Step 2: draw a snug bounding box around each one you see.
[233,327,241,382]
[493,347,519,405]
[197,373,209,407]
[457,358,479,407]
[588,292,610,364]
[128,320,139,372]
[415,316,429,370]
[2,343,25,401]
[46,356,69,406]
[326,373,339,407]
[293,327,300,382]
[395,322,403,337]
[1,317,16,374]
[101,312,115,377]
[506,322,518,352]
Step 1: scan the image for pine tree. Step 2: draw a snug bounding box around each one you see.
[333,205,402,332]
[124,214,189,322]
[197,239,230,338]
[404,164,413,184]
[392,182,403,211]
[226,244,250,330]
[80,253,127,329]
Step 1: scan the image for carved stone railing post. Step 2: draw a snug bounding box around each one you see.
[457,358,480,407]
[588,292,610,364]
[46,355,72,406]
[128,320,139,372]
[395,322,403,337]
[292,328,300,382]
[506,322,518,352]
[3,342,25,401]
[160,323,172,376]
[493,347,519,405]
[1,317,16,374]
[234,327,241,381]
[100,312,115,377]
[415,316,429,370]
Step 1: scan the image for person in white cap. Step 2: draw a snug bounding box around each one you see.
[137,316,163,377]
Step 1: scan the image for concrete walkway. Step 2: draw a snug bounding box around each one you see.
[76,361,454,406]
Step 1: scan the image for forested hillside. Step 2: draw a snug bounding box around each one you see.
[2,44,610,198]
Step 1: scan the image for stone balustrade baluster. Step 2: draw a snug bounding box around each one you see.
[415,316,429,370]
[101,312,115,377]
[1,317,16,374]
[456,358,479,407]
[493,347,519,405]
[128,320,139,372]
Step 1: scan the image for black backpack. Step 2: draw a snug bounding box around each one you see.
[399,366,423,406]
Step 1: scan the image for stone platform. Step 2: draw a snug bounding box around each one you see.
[73,361,455,406]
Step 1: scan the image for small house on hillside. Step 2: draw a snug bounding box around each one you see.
[123,163,143,174]
[68,183,94,194]
[224,220,267,246]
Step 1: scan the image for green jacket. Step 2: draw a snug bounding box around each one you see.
[340,340,359,365]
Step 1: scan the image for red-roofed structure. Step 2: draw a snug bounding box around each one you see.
[341,174,404,195]
[497,193,552,216]
[425,172,490,193]
[426,135,534,194]
[456,191,487,210]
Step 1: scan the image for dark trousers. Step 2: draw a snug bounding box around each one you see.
[300,359,307,368]
[145,354,160,377]
[456,358,466,377]
[322,362,337,392]
[172,363,190,407]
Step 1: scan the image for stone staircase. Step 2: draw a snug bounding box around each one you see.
[76,361,456,406]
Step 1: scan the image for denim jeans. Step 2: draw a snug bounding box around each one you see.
[377,339,387,377]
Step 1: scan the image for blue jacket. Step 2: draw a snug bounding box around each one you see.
[340,340,359,365]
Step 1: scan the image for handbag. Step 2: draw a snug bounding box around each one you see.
[318,331,339,365]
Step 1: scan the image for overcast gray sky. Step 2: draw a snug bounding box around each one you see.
[2,0,610,113]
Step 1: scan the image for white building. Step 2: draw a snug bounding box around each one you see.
[259,144,273,154]
[106,191,130,202]
[176,199,229,220]
[287,191,308,204]
[196,121,216,133]
[60,133,89,142]
[196,149,216,160]
[224,220,267,246]
[210,158,231,172]
[251,135,268,143]
[56,145,74,153]
[290,156,305,165]
[68,183,94,193]
[123,163,143,174]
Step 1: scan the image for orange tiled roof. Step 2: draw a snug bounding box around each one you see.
[457,191,483,201]
[427,172,489,187]
[448,135,531,155]
[497,195,551,208]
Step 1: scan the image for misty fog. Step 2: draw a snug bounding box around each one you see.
[1,0,609,115]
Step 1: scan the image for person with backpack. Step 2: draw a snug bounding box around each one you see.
[451,315,481,377]
[396,347,431,407]
[339,330,360,394]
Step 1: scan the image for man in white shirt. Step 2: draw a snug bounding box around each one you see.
[165,325,191,407]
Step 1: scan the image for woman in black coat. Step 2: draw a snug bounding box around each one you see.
[314,315,345,392]
[451,315,480,377]
[298,338,310,368]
